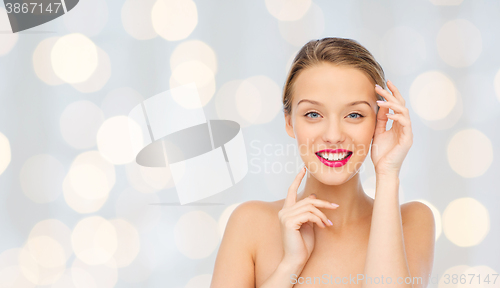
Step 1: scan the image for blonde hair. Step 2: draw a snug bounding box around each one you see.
[282,37,386,115]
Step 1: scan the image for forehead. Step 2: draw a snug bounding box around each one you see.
[292,63,375,104]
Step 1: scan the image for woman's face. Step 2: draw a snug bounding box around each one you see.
[285,62,379,185]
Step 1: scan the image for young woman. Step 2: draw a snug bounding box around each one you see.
[210,37,435,288]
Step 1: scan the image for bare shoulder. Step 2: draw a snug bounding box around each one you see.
[401,200,435,227]
[223,200,282,259]
[230,199,283,224]
[212,200,282,288]
[400,201,436,251]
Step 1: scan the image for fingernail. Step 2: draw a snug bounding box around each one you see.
[328,219,333,226]
[375,84,382,89]
[311,193,316,197]
[376,100,385,103]
[331,203,339,207]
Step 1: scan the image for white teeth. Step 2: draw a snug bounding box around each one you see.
[319,152,349,161]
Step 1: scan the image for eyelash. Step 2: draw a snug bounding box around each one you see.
[304,111,365,119]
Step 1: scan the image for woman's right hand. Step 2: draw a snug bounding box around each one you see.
[278,165,339,267]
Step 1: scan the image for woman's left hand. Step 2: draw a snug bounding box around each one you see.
[371,80,413,176]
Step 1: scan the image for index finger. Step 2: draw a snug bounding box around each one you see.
[283,165,307,208]
[387,80,406,105]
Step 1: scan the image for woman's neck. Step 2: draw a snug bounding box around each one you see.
[296,172,374,228]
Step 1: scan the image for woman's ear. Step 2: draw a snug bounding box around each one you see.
[284,112,295,139]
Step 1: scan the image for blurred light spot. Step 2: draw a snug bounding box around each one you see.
[430,0,463,6]
[28,219,72,262]
[235,76,282,125]
[0,132,11,175]
[409,71,457,121]
[152,0,198,41]
[68,164,111,200]
[218,203,241,239]
[235,80,261,124]
[379,26,426,76]
[438,265,470,288]
[71,151,116,184]
[265,0,311,21]
[447,129,493,178]
[443,197,490,247]
[138,165,172,191]
[26,236,66,269]
[122,0,158,40]
[63,175,109,213]
[101,87,144,118]
[71,216,118,265]
[18,244,65,285]
[60,100,104,149]
[0,248,36,288]
[171,40,217,74]
[125,161,174,194]
[174,211,219,259]
[51,33,98,83]
[278,2,324,47]
[169,60,216,108]
[97,116,143,165]
[63,151,114,213]
[63,0,108,36]
[32,37,64,86]
[437,19,482,67]
[0,8,18,56]
[115,188,162,232]
[72,258,117,288]
[418,89,463,130]
[215,80,252,127]
[414,199,442,241]
[186,274,212,288]
[20,154,65,203]
[71,46,111,93]
[67,151,115,200]
[109,219,140,268]
[494,69,500,103]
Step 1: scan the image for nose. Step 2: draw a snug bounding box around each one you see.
[322,117,346,144]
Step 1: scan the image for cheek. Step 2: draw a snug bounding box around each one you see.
[294,121,317,140]
[352,125,376,152]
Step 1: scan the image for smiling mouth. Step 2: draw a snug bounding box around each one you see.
[315,151,353,162]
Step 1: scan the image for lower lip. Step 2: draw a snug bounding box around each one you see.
[315,153,352,167]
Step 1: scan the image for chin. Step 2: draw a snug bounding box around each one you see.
[305,157,363,185]
[309,168,353,185]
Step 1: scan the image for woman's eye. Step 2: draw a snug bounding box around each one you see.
[305,112,320,118]
[347,113,364,119]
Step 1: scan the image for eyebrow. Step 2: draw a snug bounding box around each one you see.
[296,99,372,108]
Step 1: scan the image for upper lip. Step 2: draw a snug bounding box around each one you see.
[316,149,352,154]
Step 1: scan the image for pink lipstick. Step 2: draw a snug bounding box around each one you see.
[315,149,353,167]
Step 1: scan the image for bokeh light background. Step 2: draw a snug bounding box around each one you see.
[0,0,499,287]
